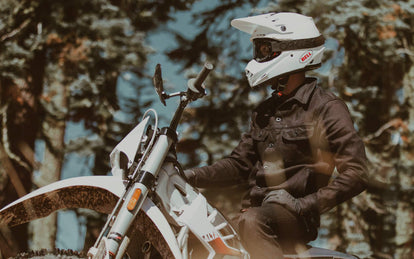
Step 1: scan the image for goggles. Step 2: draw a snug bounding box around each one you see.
[253,35,325,63]
[253,39,281,63]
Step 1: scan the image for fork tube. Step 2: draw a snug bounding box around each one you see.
[141,133,174,173]
[93,189,126,248]
[105,129,176,257]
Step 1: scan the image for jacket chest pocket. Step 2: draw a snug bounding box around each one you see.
[251,128,277,158]
[251,127,268,142]
[281,124,315,164]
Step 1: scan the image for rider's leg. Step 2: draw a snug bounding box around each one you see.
[236,203,307,259]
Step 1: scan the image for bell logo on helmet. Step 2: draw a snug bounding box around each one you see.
[300,51,313,63]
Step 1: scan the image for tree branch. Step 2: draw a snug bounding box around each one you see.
[0,19,30,42]
[0,144,27,197]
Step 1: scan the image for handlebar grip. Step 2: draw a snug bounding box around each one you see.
[193,62,214,92]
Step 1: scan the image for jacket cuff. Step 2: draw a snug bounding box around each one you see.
[298,192,320,230]
[183,169,196,185]
[298,192,319,216]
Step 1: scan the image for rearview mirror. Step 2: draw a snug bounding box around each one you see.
[152,64,166,106]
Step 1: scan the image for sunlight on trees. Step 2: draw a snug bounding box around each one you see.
[0,0,413,258]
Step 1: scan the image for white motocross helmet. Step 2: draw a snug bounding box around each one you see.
[231,12,325,88]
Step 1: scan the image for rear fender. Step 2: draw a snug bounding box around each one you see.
[0,176,182,258]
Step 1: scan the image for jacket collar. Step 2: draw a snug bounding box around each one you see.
[281,77,317,105]
[255,78,318,114]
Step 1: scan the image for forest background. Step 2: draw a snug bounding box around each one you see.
[0,0,413,258]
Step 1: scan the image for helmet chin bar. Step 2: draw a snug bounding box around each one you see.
[271,76,289,93]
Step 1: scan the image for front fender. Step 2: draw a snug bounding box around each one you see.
[0,176,182,258]
[0,176,125,227]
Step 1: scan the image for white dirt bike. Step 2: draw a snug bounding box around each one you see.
[0,63,358,259]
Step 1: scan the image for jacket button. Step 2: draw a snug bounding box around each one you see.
[276,117,282,122]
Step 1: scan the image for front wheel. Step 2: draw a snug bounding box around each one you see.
[124,209,173,258]
[11,209,174,259]
[11,249,86,259]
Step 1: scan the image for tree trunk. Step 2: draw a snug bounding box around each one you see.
[29,64,67,250]
[396,62,414,258]
[0,145,28,257]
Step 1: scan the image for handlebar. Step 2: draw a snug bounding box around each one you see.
[193,62,214,92]
[187,62,214,95]
[169,62,214,131]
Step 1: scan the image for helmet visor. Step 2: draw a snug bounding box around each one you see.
[253,39,281,63]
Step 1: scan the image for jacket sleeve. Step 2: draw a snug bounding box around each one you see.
[187,125,259,188]
[299,99,369,215]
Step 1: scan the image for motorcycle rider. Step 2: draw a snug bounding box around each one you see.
[185,12,368,258]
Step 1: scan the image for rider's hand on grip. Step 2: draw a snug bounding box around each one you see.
[263,189,302,215]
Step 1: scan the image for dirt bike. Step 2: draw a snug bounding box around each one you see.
[0,63,358,259]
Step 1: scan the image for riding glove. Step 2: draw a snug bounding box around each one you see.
[263,189,303,215]
[263,189,320,239]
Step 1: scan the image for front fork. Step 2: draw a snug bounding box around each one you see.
[101,130,175,258]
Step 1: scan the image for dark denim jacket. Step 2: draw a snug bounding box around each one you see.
[189,78,368,222]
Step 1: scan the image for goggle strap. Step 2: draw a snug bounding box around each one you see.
[270,35,325,52]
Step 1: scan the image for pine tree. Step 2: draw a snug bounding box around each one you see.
[0,0,196,255]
